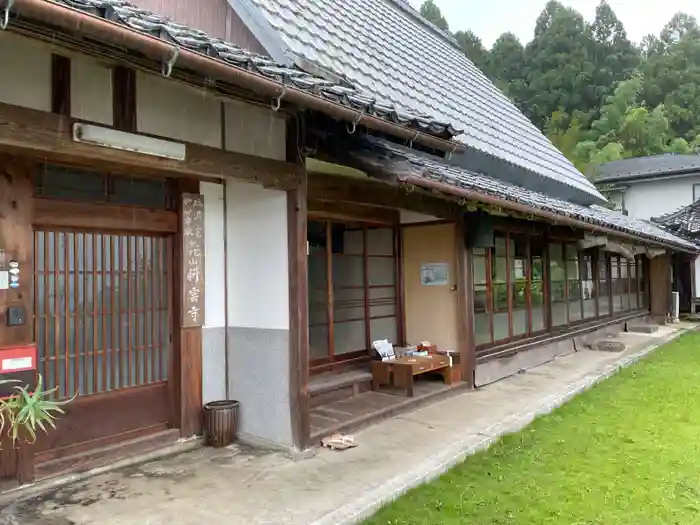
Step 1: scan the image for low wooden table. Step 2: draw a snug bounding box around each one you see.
[371,355,452,397]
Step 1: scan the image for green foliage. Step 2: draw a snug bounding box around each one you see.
[0,375,72,446]
[419,0,448,32]
[417,0,700,173]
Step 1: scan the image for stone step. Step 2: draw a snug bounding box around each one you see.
[627,323,659,334]
[590,339,626,352]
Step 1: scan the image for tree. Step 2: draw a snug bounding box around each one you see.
[454,29,489,72]
[487,32,527,103]
[419,0,449,32]
[588,1,639,114]
[523,1,597,128]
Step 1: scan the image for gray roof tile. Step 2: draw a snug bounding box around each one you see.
[236,0,602,201]
[653,201,700,236]
[592,154,700,183]
[40,0,461,140]
[352,137,698,251]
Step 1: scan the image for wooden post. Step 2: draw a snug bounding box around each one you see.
[649,253,672,324]
[455,220,476,388]
[174,179,204,437]
[287,118,310,450]
[0,156,35,483]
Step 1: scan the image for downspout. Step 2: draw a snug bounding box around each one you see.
[221,101,231,401]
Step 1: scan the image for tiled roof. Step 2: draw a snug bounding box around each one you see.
[592,154,700,183]
[43,0,461,140]
[350,137,699,251]
[231,0,603,202]
[653,201,700,236]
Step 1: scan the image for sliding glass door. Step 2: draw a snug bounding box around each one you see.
[307,219,399,371]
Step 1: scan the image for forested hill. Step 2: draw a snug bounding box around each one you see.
[419,0,700,174]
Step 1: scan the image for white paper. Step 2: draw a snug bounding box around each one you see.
[2,356,32,372]
[0,270,8,290]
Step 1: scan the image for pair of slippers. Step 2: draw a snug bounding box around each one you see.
[321,433,358,450]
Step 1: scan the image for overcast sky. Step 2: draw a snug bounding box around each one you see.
[408,0,700,47]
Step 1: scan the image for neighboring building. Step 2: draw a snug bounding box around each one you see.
[592,154,700,218]
[593,155,700,311]
[0,0,695,485]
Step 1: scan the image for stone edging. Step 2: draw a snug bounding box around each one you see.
[310,326,693,525]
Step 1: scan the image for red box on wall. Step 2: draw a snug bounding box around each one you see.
[0,345,37,398]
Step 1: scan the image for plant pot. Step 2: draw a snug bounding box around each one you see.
[203,400,239,448]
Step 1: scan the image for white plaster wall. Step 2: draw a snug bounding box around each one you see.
[0,32,51,111]
[71,56,113,125]
[136,72,222,148]
[226,181,289,329]
[622,176,700,219]
[400,210,441,224]
[202,181,226,329]
[224,99,286,161]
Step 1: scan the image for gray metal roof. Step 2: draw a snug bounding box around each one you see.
[349,137,698,251]
[653,200,700,236]
[36,0,461,140]
[230,0,604,204]
[592,154,700,183]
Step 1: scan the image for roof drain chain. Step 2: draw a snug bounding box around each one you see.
[408,131,419,149]
[161,45,180,78]
[446,145,457,161]
[0,0,14,31]
[347,111,363,135]
[271,85,287,112]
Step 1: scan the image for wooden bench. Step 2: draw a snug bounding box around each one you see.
[371,355,452,397]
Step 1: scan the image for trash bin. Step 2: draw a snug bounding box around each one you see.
[203,400,238,448]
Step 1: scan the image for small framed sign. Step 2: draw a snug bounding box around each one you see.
[420,262,449,286]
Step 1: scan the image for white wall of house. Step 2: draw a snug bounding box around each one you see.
[225,181,293,448]
[621,175,700,220]
[0,32,51,111]
[604,174,700,299]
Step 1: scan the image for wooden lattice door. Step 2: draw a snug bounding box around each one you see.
[34,230,173,399]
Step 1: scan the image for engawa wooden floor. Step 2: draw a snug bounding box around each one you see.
[310,377,453,442]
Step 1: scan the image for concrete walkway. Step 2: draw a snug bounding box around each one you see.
[2,322,694,525]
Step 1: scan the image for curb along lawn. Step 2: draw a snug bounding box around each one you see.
[365,330,700,525]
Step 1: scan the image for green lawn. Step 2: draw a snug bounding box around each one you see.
[365,330,700,525]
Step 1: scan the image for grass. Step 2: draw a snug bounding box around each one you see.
[364,330,700,525]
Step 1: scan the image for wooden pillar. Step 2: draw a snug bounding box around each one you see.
[173,179,204,437]
[455,220,475,388]
[0,156,35,483]
[649,253,671,324]
[287,119,310,450]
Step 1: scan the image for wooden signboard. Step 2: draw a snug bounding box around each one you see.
[181,193,205,327]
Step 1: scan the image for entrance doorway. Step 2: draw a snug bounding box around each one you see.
[307,219,400,372]
[31,165,176,462]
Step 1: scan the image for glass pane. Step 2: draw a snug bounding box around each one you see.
[512,282,527,308]
[473,256,488,285]
[531,305,546,333]
[36,165,105,201]
[495,234,507,256]
[583,299,597,319]
[111,176,169,209]
[475,313,491,345]
[552,304,568,327]
[494,257,507,282]
[333,225,363,256]
[334,320,366,354]
[370,316,397,345]
[474,285,489,313]
[493,312,510,341]
[366,228,394,256]
[332,256,364,286]
[310,325,329,360]
[334,288,365,322]
[493,283,508,311]
[512,309,527,336]
[368,257,396,286]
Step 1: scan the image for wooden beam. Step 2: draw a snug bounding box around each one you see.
[308,172,462,220]
[33,198,177,233]
[308,199,399,225]
[287,117,310,450]
[0,103,299,190]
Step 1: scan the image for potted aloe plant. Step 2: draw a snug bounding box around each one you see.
[0,374,73,450]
